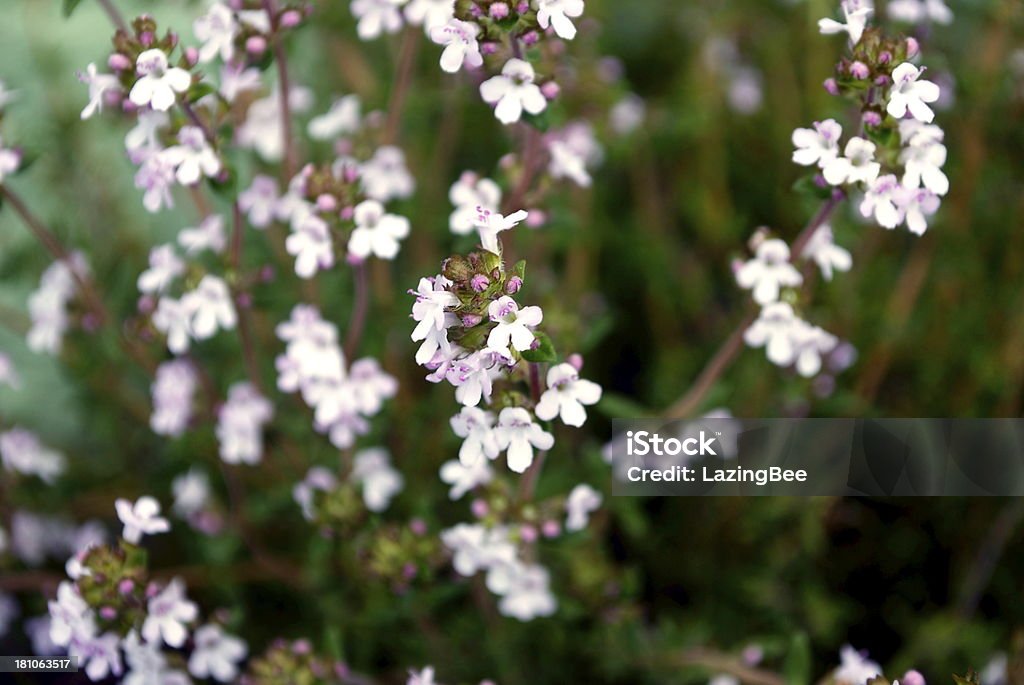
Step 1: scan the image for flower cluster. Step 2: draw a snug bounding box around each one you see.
[0,428,67,484]
[26,255,88,356]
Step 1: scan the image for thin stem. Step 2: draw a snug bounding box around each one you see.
[231,201,265,393]
[663,192,845,420]
[382,29,421,145]
[344,262,369,360]
[264,0,298,179]
[670,648,786,685]
[96,0,128,33]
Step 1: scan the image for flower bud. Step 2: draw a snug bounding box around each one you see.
[874,74,890,86]
[862,110,882,127]
[505,276,523,294]
[742,645,764,666]
[292,639,312,655]
[236,292,253,309]
[489,2,510,19]
[568,353,583,371]
[246,35,267,56]
[823,78,839,95]
[480,42,499,55]
[906,37,920,59]
[108,53,132,71]
[280,10,303,28]
[461,313,483,327]
[183,47,199,67]
[339,205,355,220]
[516,1,529,12]
[541,81,561,100]
[902,671,926,685]
[139,31,155,47]
[100,606,117,620]
[316,194,338,212]
[471,499,489,518]
[541,520,561,538]
[850,61,869,80]
[118,579,135,595]
[520,525,538,543]
[260,265,276,282]
[878,50,892,65]
[410,518,427,535]
[521,31,540,46]
[471,274,490,292]
[402,562,417,580]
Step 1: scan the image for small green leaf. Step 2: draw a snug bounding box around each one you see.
[62,0,85,18]
[783,632,812,685]
[511,259,526,282]
[523,108,550,132]
[521,331,557,363]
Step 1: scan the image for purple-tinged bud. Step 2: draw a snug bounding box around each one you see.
[260,265,276,283]
[236,292,253,309]
[874,74,891,86]
[280,9,302,28]
[122,98,139,114]
[850,61,869,80]
[292,639,312,655]
[814,174,829,188]
[468,3,483,17]
[99,606,117,620]
[541,520,561,538]
[862,110,882,127]
[108,53,132,71]
[505,276,523,294]
[343,165,360,184]
[339,205,355,221]
[520,525,538,543]
[409,518,427,536]
[346,252,365,266]
[118,579,135,595]
[139,31,155,47]
[471,274,490,292]
[526,210,546,228]
[402,562,418,580]
[742,645,764,666]
[541,81,561,100]
[489,2,510,19]
[246,35,267,55]
[146,582,160,598]
[461,313,483,327]
[480,41,499,55]
[902,671,926,685]
[471,499,489,518]
[823,78,839,95]
[137,294,156,314]
[878,50,892,65]
[568,353,584,371]
[228,0,243,9]
[521,30,540,46]
[196,510,224,535]
[316,194,338,212]
[168,32,179,48]
[906,37,920,58]
[183,47,199,67]
[334,663,351,679]
[517,1,529,12]
[812,374,835,399]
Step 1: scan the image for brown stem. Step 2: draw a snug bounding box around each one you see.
[672,648,786,685]
[382,29,421,145]
[344,262,369,360]
[663,192,844,420]
[264,0,298,179]
[231,201,265,393]
[96,0,128,33]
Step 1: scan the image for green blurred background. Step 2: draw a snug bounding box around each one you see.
[1,0,1023,683]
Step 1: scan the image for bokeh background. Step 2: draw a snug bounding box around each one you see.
[1,0,1023,683]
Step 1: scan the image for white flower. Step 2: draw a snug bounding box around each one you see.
[125,110,169,162]
[860,174,902,228]
[239,175,280,228]
[184,275,237,340]
[900,139,948,195]
[135,152,177,213]
[897,186,940,235]
[475,208,529,254]
[179,214,227,254]
[194,3,239,63]
[129,49,192,111]
[789,319,839,377]
[800,225,852,281]
[537,0,585,40]
[887,62,940,123]
[78,63,120,120]
[547,122,601,187]
[188,624,247,682]
[447,351,503,407]
[408,666,437,685]
[487,296,543,355]
[610,95,645,135]
[153,296,193,354]
[430,19,483,73]
[360,145,415,202]
[0,138,20,182]
[450,407,500,465]
[818,0,873,46]
[217,383,273,465]
[493,562,557,621]
[293,467,338,520]
[480,58,547,125]
[535,363,602,427]
[122,630,191,685]
[137,245,184,295]
[351,0,406,40]
[743,302,799,367]
[565,484,602,532]
[26,256,85,356]
[172,468,209,518]
[219,62,262,103]
[411,275,459,345]
[834,645,882,685]
[791,119,843,168]
[115,496,171,545]
[237,87,313,161]
[0,428,66,483]
[287,212,335,277]
[309,95,361,140]
[352,448,404,512]
[48,581,94,647]
[822,137,881,186]
[348,200,410,260]
[440,458,494,500]
[735,238,803,305]
[405,0,454,31]
[440,523,516,576]
[69,631,123,681]
[888,0,953,25]
[142,578,197,648]
[163,126,221,186]
[495,407,554,473]
[449,172,501,235]
[151,360,198,437]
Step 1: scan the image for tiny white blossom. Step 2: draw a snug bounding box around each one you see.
[48,581,93,647]
[888,0,953,25]
[818,0,873,46]
[440,523,516,576]
[172,468,210,518]
[125,110,169,162]
[151,359,198,437]
[475,208,529,254]
[487,296,543,355]
[743,302,800,367]
[115,496,171,545]
[153,296,193,355]
[309,95,361,140]
[0,429,66,483]
[70,631,124,681]
[179,214,227,255]
[449,172,501,235]
[860,174,903,228]
[78,63,120,119]
[495,407,554,473]
[789,319,839,377]
[735,238,803,305]
[0,353,19,389]
[834,645,882,685]
[217,382,273,465]
[0,137,20,182]
[237,87,313,162]
[138,244,184,295]
[887,62,941,123]
[163,126,221,186]
[450,406,500,465]
[287,212,335,278]
[900,138,948,195]
[537,0,585,40]
[188,624,247,682]
[440,458,494,500]
[405,0,454,31]
[352,448,404,512]
[219,62,262,103]
[492,562,557,620]
[142,578,198,648]
[122,630,191,685]
[565,484,602,532]
[184,275,237,341]
[430,19,483,74]
[800,225,852,281]
[239,175,280,228]
[897,186,940,235]
[479,59,547,125]
[135,152,178,213]
[791,119,843,168]
[535,363,602,427]
[822,137,881,186]
[129,49,192,112]
[193,3,239,64]
[411,275,459,342]
[348,200,410,260]
[293,467,338,520]
[360,145,415,202]
[351,0,406,40]
[408,666,437,685]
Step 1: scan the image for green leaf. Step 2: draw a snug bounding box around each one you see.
[511,259,526,282]
[783,632,811,685]
[520,331,557,363]
[62,0,85,18]
[523,108,550,133]
[792,173,832,201]
[952,672,980,685]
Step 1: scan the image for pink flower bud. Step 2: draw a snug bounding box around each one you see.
[520,525,538,543]
[280,10,302,28]
[878,50,892,64]
[742,644,764,666]
[471,499,489,518]
[568,353,583,371]
[168,32,179,48]
[489,2,510,19]
[334,663,351,679]
[462,313,483,327]
[108,53,132,71]
[139,31,155,47]
[480,42,499,55]
[246,35,267,55]
[874,74,891,86]
[850,61,869,80]
[340,205,355,220]
[137,295,156,314]
[541,520,561,538]
[184,47,199,67]
[346,252,365,266]
[521,31,540,46]
[402,563,418,580]
[516,1,529,12]
[409,518,427,535]
[902,671,925,685]
[99,606,117,620]
[823,78,839,95]
[292,639,312,655]
[814,174,828,188]
[82,312,101,333]
[505,276,523,294]
[541,81,561,100]
[906,37,920,58]
[260,265,276,283]
[525,210,546,228]
[471,274,490,292]
[146,582,160,598]
[316,194,338,212]
[469,3,483,17]
[236,292,253,309]
[118,579,135,595]
[862,110,882,127]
